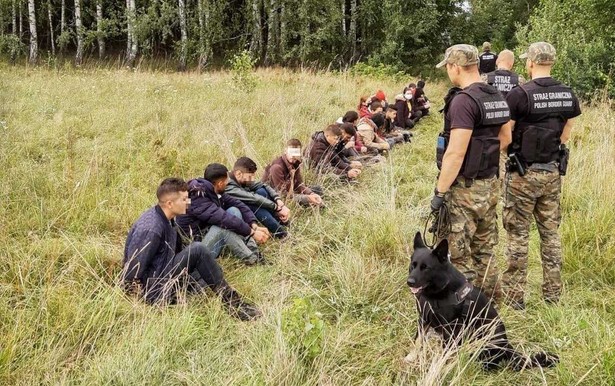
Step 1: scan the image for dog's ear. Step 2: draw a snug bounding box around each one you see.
[413,232,425,249]
[433,239,449,263]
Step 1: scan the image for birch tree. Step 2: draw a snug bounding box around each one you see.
[125,0,137,66]
[74,0,83,65]
[96,0,105,59]
[177,0,187,70]
[12,0,16,35]
[27,0,37,64]
[249,0,262,59]
[196,0,211,70]
[47,0,55,56]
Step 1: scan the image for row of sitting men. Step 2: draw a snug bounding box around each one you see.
[121,83,431,320]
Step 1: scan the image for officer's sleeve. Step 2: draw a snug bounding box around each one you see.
[568,92,582,119]
[505,87,527,121]
[449,94,478,130]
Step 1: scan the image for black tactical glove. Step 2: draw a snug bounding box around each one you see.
[430,191,446,212]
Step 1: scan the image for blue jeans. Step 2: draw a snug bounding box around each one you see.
[202,207,259,261]
[248,187,288,238]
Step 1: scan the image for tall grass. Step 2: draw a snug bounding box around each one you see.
[0,63,614,384]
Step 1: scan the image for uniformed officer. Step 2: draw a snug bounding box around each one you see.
[502,42,581,310]
[483,49,525,97]
[479,42,498,74]
[430,44,512,299]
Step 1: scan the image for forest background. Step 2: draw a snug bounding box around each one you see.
[0,0,614,98]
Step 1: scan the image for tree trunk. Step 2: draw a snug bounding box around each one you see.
[47,0,55,56]
[12,0,16,35]
[197,0,210,70]
[342,0,346,36]
[249,0,261,58]
[279,0,286,60]
[126,0,137,66]
[350,0,357,59]
[265,0,278,64]
[177,0,187,70]
[19,0,23,39]
[96,0,105,59]
[27,0,37,64]
[74,0,83,65]
[60,0,65,33]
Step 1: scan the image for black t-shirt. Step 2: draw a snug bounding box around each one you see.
[506,77,582,121]
[479,52,497,74]
[447,93,480,131]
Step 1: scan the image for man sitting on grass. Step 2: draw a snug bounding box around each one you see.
[122,177,261,320]
[306,124,361,181]
[262,138,324,207]
[176,163,270,265]
[225,156,291,239]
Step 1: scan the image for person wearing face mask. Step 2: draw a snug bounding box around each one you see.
[176,163,271,266]
[394,85,421,129]
[262,139,324,207]
[225,157,290,239]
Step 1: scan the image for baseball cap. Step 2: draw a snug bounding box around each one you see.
[519,42,556,65]
[436,44,479,68]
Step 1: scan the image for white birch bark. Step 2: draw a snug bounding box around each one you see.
[27,0,37,64]
[47,0,55,55]
[350,0,357,58]
[126,0,137,66]
[249,0,261,58]
[178,0,188,70]
[12,0,16,35]
[74,0,83,65]
[96,0,105,59]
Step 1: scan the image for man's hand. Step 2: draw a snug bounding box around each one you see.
[252,228,270,244]
[278,205,291,222]
[430,192,446,212]
[360,146,368,153]
[347,168,361,179]
[350,160,362,169]
[308,193,323,206]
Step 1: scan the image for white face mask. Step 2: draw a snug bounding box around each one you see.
[404,93,413,100]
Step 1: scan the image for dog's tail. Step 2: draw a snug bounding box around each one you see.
[510,351,559,371]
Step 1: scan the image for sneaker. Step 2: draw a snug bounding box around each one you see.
[244,252,271,266]
[217,285,262,321]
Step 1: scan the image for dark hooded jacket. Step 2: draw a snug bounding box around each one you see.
[176,178,256,239]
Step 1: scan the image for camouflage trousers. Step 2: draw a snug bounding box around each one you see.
[502,168,562,304]
[445,176,501,299]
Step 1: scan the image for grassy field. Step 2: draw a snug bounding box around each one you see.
[1,64,614,385]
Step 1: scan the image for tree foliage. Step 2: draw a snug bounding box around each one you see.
[0,0,612,99]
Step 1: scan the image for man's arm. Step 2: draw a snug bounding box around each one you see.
[123,229,160,283]
[225,182,277,211]
[499,120,513,150]
[436,128,472,193]
[560,118,575,144]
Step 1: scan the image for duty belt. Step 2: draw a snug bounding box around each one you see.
[528,162,558,173]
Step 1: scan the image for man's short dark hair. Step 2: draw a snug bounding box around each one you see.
[324,124,342,136]
[370,100,382,110]
[156,177,188,201]
[417,80,426,89]
[407,83,417,89]
[340,123,356,136]
[204,163,229,183]
[233,156,258,173]
[287,138,302,147]
[386,104,397,112]
[342,110,359,123]
[371,112,385,128]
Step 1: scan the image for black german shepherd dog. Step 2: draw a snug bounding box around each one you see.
[407,232,559,371]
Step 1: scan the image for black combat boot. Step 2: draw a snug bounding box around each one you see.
[215,282,262,321]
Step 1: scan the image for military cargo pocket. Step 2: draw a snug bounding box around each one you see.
[448,221,467,259]
[502,199,516,232]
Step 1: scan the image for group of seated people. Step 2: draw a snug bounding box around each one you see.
[121,80,431,321]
